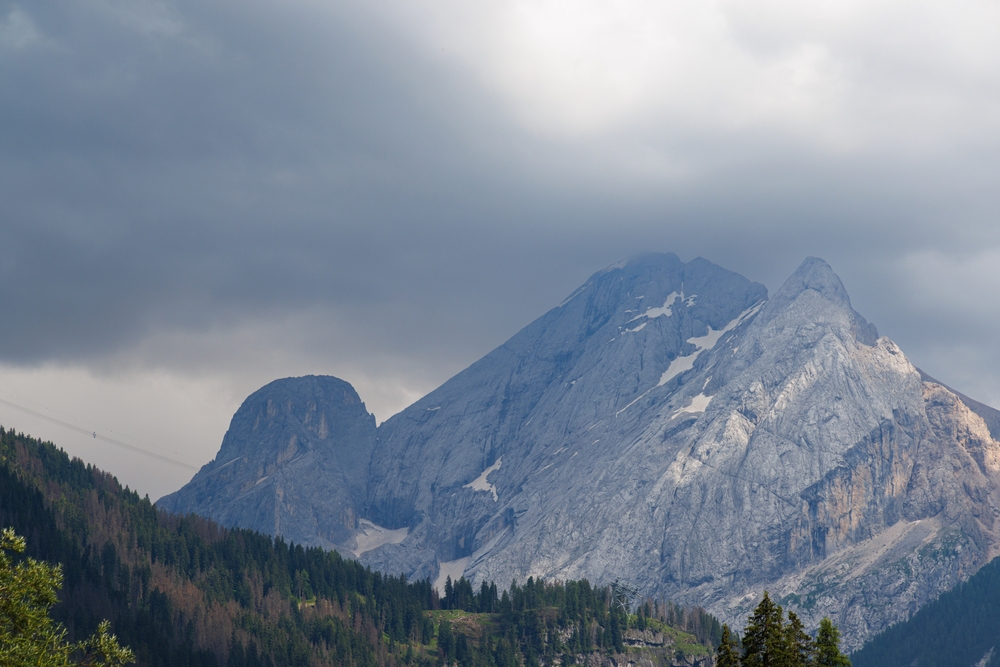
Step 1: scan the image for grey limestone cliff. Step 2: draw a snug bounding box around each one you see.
[159,253,1000,651]
[158,375,377,550]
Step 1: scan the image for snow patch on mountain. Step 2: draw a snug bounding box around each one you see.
[464,457,502,501]
[673,393,713,417]
[617,388,653,416]
[559,284,589,307]
[630,291,681,322]
[353,519,408,557]
[658,301,764,386]
[627,290,702,330]
[658,354,698,387]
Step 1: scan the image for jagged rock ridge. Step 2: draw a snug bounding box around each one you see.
[159,253,1000,651]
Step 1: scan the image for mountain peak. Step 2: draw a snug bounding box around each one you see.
[758,257,878,344]
[169,252,1000,652]
[775,256,851,307]
[157,373,377,547]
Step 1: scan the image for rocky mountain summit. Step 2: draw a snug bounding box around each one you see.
[159,253,1000,650]
[158,376,376,549]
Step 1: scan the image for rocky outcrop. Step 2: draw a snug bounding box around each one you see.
[571,652,712,667]
[157,375,378,551]
[159,253,1000,651]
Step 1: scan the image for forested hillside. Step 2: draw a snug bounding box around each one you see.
[851,553,1000,667]
[0,427,718,667]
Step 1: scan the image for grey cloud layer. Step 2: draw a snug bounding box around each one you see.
[2,0,1000,417]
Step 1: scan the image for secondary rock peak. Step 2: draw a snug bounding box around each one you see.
[777,256,851,306]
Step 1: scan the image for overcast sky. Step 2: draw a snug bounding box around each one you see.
[2,0,1000,499]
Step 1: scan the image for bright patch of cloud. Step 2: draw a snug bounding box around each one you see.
[374,0,1000,155]
[0,8,43,50]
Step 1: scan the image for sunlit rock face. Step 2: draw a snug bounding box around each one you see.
[160,253,1000,651]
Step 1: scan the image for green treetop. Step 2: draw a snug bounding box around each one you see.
[814,618,851,667]
[742,591,786,667]
[0,527,134,667]
[716,624,741,667]
[716,592,850,667]
[784,611,815,667]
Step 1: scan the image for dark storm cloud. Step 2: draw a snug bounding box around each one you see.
[0,0,514,359]
[2,0,1000,420]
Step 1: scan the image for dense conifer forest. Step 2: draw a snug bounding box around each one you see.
[850,553,1000,667]
[0,427,719,666]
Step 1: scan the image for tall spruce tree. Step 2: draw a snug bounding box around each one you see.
[742,591,785,667]
[814,618,850,667]
[716,624,741,667]
[437,619,454,665]
[784,611,814,667]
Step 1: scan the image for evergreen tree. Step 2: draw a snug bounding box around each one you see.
[742,591,785,667]
[0,527,134,667]
[716,624,740,667]
[813,618,850,667]
[609,608,624,653]
[784,611,814,667]
[455,633,471,667]
[445,577,454,610]
[479,581,491,613]
[294,569,312,599]
[438,619,454,665]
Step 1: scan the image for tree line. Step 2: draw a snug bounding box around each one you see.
[716,592,850,667]
[0,426,718,667]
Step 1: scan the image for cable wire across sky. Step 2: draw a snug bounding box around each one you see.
[0,394,200,471]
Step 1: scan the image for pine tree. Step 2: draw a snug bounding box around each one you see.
[742,591,785,667]
[814,618,850,667]
[294,569,311,599]
[716,624,741,667]
[437,619,455,665]
[784,611,814,667]
[455,633,471,667]
[445,576,454,610]
[609,608,624,653]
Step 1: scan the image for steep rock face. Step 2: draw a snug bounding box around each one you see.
[361,255,1000,650]
[160,254,1000,650]
[364,253,768,581]
[763,380,1000,645]
[158,375,377,550]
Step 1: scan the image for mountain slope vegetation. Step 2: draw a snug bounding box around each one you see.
[851,553,1000,667]
[0,426,717,667]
